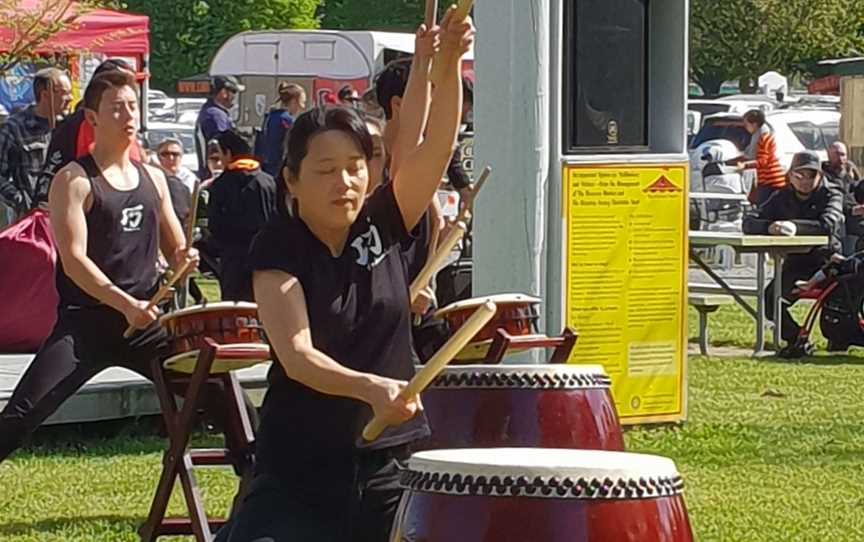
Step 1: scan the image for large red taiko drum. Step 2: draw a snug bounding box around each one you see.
[390,448,694,542]
[419,364,624,451]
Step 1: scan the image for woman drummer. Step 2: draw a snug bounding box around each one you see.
[224,8,474,541]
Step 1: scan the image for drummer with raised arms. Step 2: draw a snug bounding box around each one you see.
[223,7,474,541]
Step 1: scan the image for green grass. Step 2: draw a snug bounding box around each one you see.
[0,424,239,542]
[1,294,863,540]
[688,300,832,351]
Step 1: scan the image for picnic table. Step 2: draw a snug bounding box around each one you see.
[689,231,829,355]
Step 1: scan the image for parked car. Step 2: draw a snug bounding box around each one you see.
[689,99,739,118]
[143,121,199,172]
[687,96,779,141]
[716,94,778,113]
[689,109,840,193]
[150,98,206,124]
[778,94,840,111]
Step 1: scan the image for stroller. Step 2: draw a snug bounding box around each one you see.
[787,253,864,355]
[690,141,747,232]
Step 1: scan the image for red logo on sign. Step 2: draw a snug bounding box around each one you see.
[644,175,681,193]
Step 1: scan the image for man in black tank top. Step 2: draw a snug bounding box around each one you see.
[0,71,204,457]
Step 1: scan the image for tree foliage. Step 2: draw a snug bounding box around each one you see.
[691,0,864,95]
[318,0,425,32]
[123,0,321,91]
[0,0,108,74]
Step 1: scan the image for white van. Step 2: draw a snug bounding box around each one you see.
[209,30,475,131]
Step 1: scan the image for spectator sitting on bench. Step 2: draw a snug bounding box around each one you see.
[743,150,844,358]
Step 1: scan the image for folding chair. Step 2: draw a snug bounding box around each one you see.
[139,339,266,541]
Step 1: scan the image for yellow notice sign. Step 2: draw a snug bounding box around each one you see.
[564,164,688,425]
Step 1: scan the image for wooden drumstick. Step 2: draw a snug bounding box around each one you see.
[185,180,204,246]
[410,220,466,303]
[430,0,474,85]
[363,300,496,441]
[123,259,195,338]
[179,179,207,299]
[454,164,491,225]
[425,0,438,27]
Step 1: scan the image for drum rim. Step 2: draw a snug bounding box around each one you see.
[160,301,259,322]
[434,293,542,317]
[162,343,271,371]
[402,448,683,500]
[421,364,611,389]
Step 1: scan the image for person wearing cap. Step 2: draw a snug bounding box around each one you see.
[254,82,306,176]
[743,150,844,357]
[33,59,143,206]
[195,75,244,179]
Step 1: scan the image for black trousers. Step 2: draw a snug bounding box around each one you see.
[765,255,826,343]
[0,305,258,468]
[223,445,410,542]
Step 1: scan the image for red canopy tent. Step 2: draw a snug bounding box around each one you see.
[0,0,150,58]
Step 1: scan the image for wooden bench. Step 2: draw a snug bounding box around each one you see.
[689,293,734,356]
[689,282,758,298]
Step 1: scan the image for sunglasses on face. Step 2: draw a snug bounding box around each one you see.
[159,151,182,158]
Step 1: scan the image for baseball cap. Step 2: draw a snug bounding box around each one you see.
[213,75,245,93]
[790,151,821,173]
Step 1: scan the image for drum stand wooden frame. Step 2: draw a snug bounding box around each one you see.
[482,328,579,364]
[139,339,258,542]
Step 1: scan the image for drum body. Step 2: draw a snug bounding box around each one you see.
[434,294,541,361]
[160,302,269,372]
[420,365,624,451]
[390,449,693,542]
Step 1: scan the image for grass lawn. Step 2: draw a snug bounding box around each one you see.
[1,287,863,540]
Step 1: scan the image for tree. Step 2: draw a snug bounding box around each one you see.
[690,0,864,96]
[0,0,106,74]
[318,0,425,32]
[123,0,321,91]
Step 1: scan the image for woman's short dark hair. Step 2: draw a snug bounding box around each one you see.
[283,105,373,182]
[743,109,766,127]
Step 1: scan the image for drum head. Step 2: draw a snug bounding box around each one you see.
[404,448,683,500]
[160,301,259,324]
[435,293,542,319]
[162,343,270,374]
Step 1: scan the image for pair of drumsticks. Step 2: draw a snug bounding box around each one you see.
[123,180,205,338]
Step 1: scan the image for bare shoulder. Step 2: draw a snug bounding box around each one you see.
[49,161,91,201]
[142,162,169,199]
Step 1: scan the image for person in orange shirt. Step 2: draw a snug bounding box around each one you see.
[732,109,787,205]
